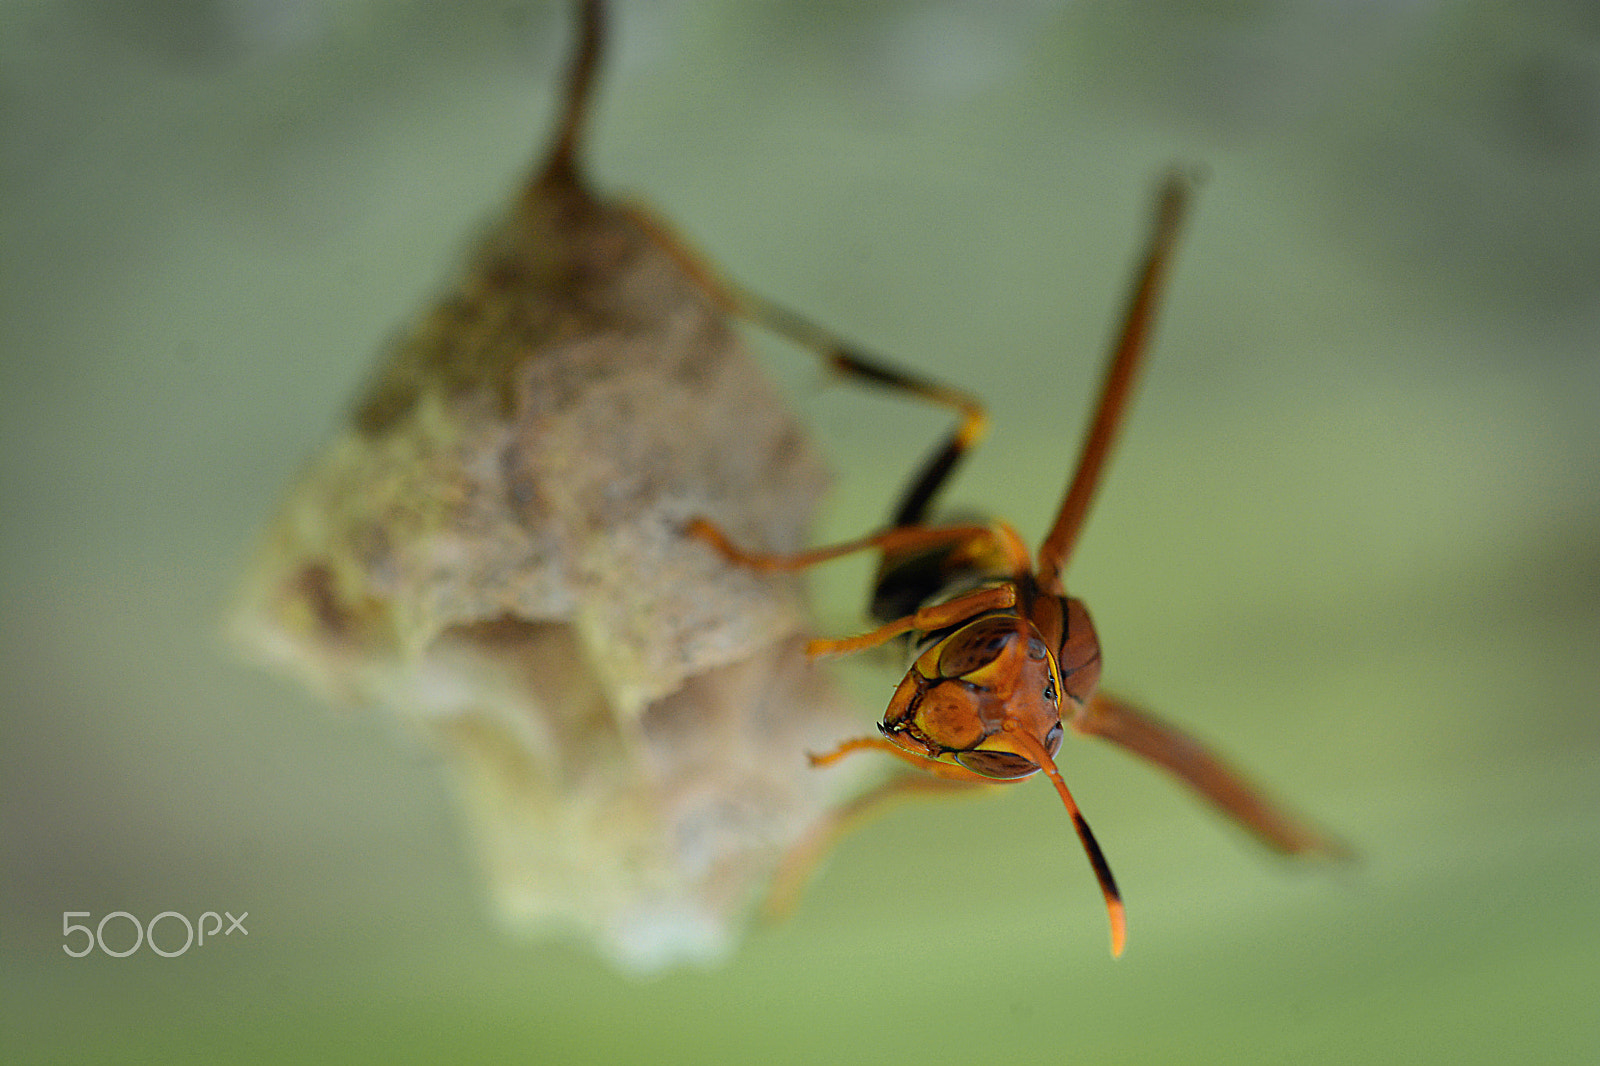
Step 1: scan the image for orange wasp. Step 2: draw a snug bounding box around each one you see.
[691,171,1341,957]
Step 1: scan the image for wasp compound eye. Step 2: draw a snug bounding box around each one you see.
[954,748,1039,779]
[936,615,1019,677]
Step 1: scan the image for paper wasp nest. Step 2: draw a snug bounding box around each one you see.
[230,8,863,972]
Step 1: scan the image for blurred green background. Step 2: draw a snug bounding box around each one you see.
[4,1,1597,1062]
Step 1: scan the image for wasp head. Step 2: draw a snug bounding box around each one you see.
[880,612,1066,778]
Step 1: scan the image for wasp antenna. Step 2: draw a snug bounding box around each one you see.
[1003,719,1127,957]
[538,0,606,189]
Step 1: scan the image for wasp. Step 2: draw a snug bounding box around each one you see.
[689,163,1343,958]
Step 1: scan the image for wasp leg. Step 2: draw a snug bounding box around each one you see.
[616,208,985,530]
[732,289,986,528]
[685,518,1000,574]
[762,770,994,921]
[625,176,989,541]
[804,583,1017,658]
[616,202,743,311]
[1071,692,1351,858]
[807,735,999,779]
[763,738,999,919]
